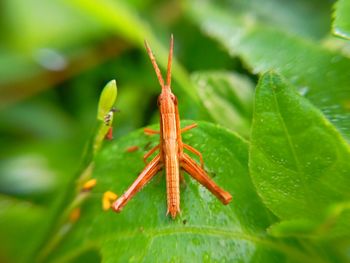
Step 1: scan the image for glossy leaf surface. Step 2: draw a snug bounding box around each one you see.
[46,122,305,263]
[191,71,254,137]
[333,0,350,39]
[250,72,350,238]
[186,0,350,140]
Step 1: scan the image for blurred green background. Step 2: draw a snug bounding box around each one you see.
[1,0,350,262]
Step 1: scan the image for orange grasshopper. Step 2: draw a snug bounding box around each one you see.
[112,36,232,218]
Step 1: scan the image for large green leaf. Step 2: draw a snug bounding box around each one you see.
[250,72,350,238]
[185,0,350,140]
[191,71,254,137]
[223,0,331,40]
[333,0,350,40]
[45,121,316,263]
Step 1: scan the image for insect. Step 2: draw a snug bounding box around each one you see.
[112,35,232,218]
[104,108,116,140]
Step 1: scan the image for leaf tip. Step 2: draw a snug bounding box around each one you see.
[258,71,285,93]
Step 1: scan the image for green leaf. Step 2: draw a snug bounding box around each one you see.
[0,195,45,263]
[267,219,319,238]
[97,80,117,121]
[191,71,254,137]
[333,0,350,40]
[46,121,314,263]
[322,36,350,58]
[221,0,331,40]
[250,72,350,237]
[186,0,350,140]
[267,201,350,240]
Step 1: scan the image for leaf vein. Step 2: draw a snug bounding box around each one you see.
[268,74,313,209]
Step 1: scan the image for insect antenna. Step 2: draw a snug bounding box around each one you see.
[144,40,165,88]
[165,34,173,87]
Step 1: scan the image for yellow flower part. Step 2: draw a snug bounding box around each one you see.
[103,191,118,211]
[82,178,97,191]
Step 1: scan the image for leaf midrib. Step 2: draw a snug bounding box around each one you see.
[53,225,322,263]
[269,75,314,212]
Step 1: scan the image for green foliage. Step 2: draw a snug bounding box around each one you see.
[333,0,350,39]
[186,0,350,140]
[250,72,350,239]
[191,71,254,137]
[0,0,350,262]
[97,80,117,122]
[0,195,44,263]
[48,122,288,262]
[67,0,198,102]
[94,80,117,154]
